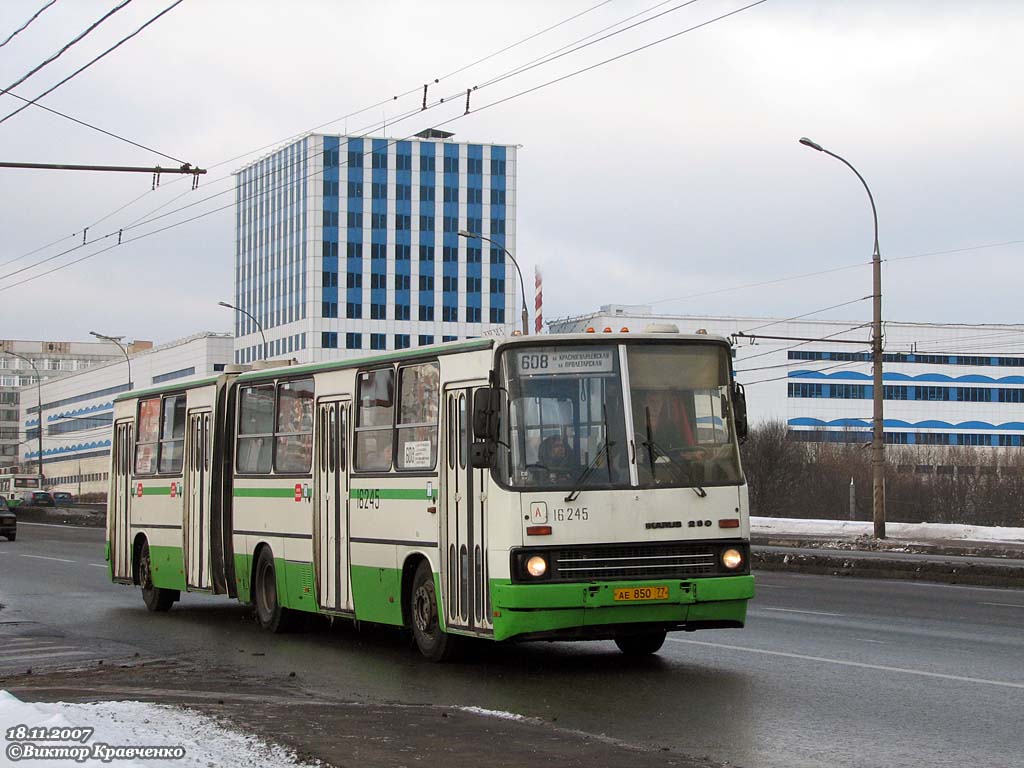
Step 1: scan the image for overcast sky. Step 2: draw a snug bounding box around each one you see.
[1,0,1021,346]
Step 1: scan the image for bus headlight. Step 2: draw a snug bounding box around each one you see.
[526,555,548,577]
[721,548,744,570]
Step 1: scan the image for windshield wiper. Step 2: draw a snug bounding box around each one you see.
[564,440,614,502]
[641,407,706,497]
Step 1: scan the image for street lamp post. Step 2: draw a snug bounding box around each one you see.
[457,230,529,335]
[219,301,267,359]
[799,136,886,539]
[7,351,44,489]
[89,332,132,391]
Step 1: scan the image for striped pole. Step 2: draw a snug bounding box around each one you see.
[534,267,543,334]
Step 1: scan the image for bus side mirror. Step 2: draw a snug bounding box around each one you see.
[470,442,496,469]
[470,387,500,469]
[472,387,500,442]
[732,382,748,443]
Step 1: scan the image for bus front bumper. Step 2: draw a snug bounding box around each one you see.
[489,575,754,642]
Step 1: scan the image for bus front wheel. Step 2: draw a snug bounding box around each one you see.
[138,542,177,612]
[410,560,463,662]
[614,630,667,656]
[253,547,295,633]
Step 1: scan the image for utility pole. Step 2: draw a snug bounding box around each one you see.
[7,351,44,489]
[800,137,886,538]
[458,230,529,335]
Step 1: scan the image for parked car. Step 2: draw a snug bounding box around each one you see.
[0,498,15,541]
[21,491,54,507]
[52,491,74,506]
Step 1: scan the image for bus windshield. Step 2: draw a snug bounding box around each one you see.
[499,342,742,490]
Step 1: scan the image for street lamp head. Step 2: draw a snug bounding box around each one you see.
[89,331,123,342]
[457,230,476,239]
[217,301,233,308]
[799,137,825,152]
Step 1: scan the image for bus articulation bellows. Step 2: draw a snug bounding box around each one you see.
[106,330,753,660]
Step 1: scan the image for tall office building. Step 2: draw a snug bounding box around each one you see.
[232,131,517,364]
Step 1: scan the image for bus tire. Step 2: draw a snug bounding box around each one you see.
[410,559,463,662]
[139,542,177,612]
[614,630,667,656]
[253,547,296,633]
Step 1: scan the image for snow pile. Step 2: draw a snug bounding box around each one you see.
[457,705,529,722]
[752,516,1024,545]
[0,691,311,767]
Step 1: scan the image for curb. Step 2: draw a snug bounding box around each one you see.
[753,549,1024,588]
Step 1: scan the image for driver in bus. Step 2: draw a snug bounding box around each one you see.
[537,434,579,474]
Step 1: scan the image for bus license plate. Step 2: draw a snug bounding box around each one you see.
[613,585,669,602]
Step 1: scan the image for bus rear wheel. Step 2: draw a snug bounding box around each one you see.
[138,542,177,612]
[253,547,296,633]
[614,630,667,656]
[410,560,463,662]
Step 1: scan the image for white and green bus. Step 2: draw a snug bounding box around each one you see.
[107,330,753,660]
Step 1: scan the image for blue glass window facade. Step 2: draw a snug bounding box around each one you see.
[487,144,506,325]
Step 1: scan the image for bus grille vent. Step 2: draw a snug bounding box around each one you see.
[553,543,719,580]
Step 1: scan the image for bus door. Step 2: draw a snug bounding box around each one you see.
[110,420,134,583]
[442,385,492,633]
[314,398,350,613]
[184,409,212,590]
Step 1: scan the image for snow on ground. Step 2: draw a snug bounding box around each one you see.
[0,691,312,767]
[752,517,1024,545]
[457,705,530,722]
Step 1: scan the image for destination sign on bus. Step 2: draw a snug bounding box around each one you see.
[516,348,614,375]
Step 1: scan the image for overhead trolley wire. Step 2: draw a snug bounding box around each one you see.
[0,0,58,49]
[0,0,185,129]
[738,296,872,335]
[1,0,631,273]
[0,0,771,292]
[0,0,132,95]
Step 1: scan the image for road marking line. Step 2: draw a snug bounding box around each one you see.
[15,522,100,530]
[980,602,1024,609]
[759,607,843,617]
[89,564,107,568]
[0,650,95,664]
[0,647,79,659]
[667,638,1024,690]
[17,554,75,563]
[855,638,887,644]
[0,640,60,650]
[754,584,788,589]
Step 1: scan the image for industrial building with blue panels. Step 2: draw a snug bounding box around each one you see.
[551,306,1024,450]
[232,132,517,364]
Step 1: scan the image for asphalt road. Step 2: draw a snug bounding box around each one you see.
[2,523,1023,768]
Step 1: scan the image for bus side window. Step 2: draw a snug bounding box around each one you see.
[396,362,439,471]
[158,395,186,474]
[237,385,274,474]
[275,379,314,473]
[354,369,395,471]
[135,398,161,475]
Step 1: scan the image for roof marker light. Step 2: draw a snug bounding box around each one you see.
[621,327,630,333]
[603,326,613,333]
[585,327,596,333]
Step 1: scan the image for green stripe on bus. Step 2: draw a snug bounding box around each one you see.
[234,487,299,498]
[141,486,173,496]
[349,488,433,501]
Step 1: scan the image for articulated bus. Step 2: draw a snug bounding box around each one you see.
[107,329,753,660]
[0,474,41,505]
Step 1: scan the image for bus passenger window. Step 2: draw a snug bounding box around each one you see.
[275,379,314,473]
[396,362,439,471]
[355,369,395,471]
[237,385,274,474]
[158,395,186,474]
[135,398,161,474]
